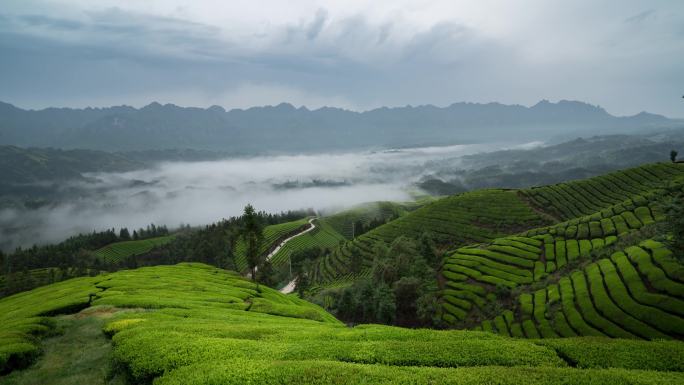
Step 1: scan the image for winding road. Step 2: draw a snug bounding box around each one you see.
[261,217,316,294]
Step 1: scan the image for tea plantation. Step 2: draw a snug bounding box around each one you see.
[2,162,684,384]
[439,163,684,333]
[94,235,176,263]
[2,263,683,384]
[309,189,553,285]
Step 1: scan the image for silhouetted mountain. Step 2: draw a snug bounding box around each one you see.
[0,100,676,152]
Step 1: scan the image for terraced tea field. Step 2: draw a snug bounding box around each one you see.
[2,263,683,384]
[94,235,176,263]
[474,240,684,339]
[438,162,684,331]
[309,189,553,284]
[521,163,684,220]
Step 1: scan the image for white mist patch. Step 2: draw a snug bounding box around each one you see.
[0,141,533,249]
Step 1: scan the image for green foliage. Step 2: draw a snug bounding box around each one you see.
[310,236,438,327]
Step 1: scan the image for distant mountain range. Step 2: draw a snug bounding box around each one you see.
[0,100,677,152]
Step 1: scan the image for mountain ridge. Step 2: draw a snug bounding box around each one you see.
[0,99,675,152]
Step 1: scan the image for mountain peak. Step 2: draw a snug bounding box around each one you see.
[207,105,226,113]
[142,101,163,110]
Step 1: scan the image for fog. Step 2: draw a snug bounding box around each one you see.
[0,142,540,250]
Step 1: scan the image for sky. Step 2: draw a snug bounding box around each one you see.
[0,0,682,117]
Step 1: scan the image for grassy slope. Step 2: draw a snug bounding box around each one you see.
[93,236,176,263]
[2,263,683,384]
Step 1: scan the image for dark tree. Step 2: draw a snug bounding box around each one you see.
[119,228,131,240]
[671,150,678,163]
[241,204,264,281]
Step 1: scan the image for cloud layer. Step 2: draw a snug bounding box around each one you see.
[1,142,511,250]
[0,0,683,116]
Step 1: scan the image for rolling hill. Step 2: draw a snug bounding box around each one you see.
[1,263,683,384]
[437,162,684,333]
[296,162,684,341]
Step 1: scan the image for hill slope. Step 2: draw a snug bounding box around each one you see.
[308,189,553,286]
[1,263,684,384]
[437,162,684,334]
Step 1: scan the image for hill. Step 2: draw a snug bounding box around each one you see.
[436,162,684,332]
[307,189,553,286]
[93,236,176,264]
[1,263,683,384]
[300,162,684,334]
[0,100,675,152]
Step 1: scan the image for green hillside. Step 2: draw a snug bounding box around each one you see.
[2,263,684,384]
[94,235,176,263]
[309,189,553,285]
[438,162,684,332]
[474,240,684,339]
[0,267,101,298]
[322,201,418,239]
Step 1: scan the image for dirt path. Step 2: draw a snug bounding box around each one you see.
[0,307,129,385]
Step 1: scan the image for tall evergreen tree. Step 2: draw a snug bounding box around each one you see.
[241,204,264,282]
[119,228,131,240]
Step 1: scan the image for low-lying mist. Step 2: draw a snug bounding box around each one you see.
[0,142,538,250]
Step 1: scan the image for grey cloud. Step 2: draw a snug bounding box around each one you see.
[19,14,84,30]
[306,9,328,40]
[624,9,655,24]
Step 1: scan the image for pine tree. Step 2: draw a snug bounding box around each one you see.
[240,204,264,282]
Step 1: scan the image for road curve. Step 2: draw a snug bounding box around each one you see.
[276,218,316,294]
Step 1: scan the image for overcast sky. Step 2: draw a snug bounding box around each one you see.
[1,0,682,117]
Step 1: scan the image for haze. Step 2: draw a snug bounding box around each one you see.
[0,142,522,250]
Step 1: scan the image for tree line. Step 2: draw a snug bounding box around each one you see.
[1,207,313,297]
